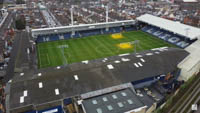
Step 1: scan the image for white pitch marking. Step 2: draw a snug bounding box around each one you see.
[55,88,60,95]
[74,75,79,80]
[140,58,145,62]
[134,63,139,68]
[39,82,43,88]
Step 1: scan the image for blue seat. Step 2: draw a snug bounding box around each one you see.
[80,29,101,37]
[63,33,71,39]
[141,25,193,48]
[125,26,136,31]
[49,35,59,41]
[73,32,80,38]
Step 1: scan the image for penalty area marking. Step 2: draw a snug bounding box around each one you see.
[40,54,50,68]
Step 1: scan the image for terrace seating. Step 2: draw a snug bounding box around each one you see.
[141,26,151,31]
[176,41,189,48]
[124,26,136,31]
[112,27,121,33]
[63,33,71,39]
[49,34,59,41]
[168,36,180,44]
[36,35,45,43]
[80,29,101,37]
[158,32,172,41]
[72,32,81,38]
[102,27,122,34]
[102,28,113,34]
[141,25,193,48]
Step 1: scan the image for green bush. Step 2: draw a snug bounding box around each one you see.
[15,18,26,30]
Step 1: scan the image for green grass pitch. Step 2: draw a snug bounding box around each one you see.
[37,31,176,68]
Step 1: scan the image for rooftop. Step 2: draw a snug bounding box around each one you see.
[137,14,200,40]
[82,88,146,113]
[9,47,188,111]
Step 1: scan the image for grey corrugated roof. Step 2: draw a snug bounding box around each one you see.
[82,88,145,113]
[9,47,188,110]
[137,14,200,40]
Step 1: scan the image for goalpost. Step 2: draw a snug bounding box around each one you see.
[57,45,69,67]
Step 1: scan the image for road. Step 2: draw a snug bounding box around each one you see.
[0,12,13,53]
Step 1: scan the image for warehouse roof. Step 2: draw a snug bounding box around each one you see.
[82,88,146,113]
[9,47,188,111]
[137,14,200,40]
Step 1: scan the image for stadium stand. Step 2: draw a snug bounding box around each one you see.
[124,25,137,31]
[141,24,195,48]
[63,32,71,39]
[137,14,200,48]
[178,40,200,81]
[79,29,101,37]
[32,20,136,43]
[35,26,135,43]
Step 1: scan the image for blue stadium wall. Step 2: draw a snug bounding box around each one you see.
[35,26,137,43]
[132,69,182,89]
[132,75,165,89]
[24,105,64,113]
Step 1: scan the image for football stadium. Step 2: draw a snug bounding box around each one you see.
[7,14,200,113]
[37,31,176,68]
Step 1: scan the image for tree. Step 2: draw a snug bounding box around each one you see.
[15,17,26,30]
[0,0,4,8]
